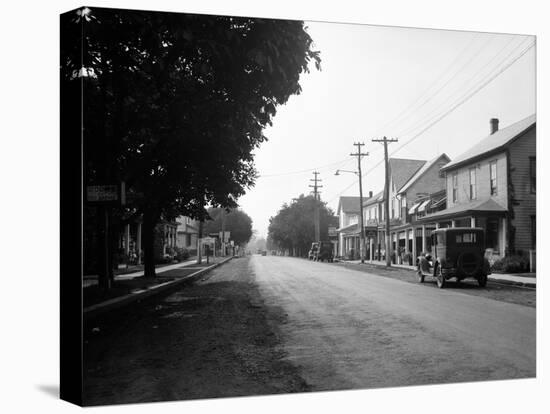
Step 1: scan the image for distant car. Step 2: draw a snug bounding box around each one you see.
[416,227,490,288]
[308,243,319,260]
[261,250,267,256]
[313,241,334,262]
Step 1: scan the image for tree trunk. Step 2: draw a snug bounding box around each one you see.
[142,209,159,278]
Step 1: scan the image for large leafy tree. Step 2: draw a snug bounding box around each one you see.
[268,194,336,257]
[61,7,320,280]
[203,208,253,246]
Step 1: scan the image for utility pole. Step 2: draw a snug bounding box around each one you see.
[372,136,398,267]
[309,171,322,241]
[220,208,226,257]
[350,143,368,263]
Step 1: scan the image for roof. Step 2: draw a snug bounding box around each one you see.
[418,198,507,222]
[336,222,359,234]
[398,154,450,194]
[337,196,362,214]
[442,114,536,172]
[363,190,383,207]
[389,158,426,191]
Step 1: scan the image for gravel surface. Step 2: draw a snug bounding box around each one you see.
[83,257,308,406]
[82,255,535,406]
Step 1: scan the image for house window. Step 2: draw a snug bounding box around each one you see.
[452,172,458,202]
[391,198,395,219]
[469,168,477,200]
[531,215,536,249]
[530,157,536,194]
[490,161,497,195]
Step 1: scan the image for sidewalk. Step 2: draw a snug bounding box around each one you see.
[83,256,217,287]
[84,256,234,319]
[338,259,536,287]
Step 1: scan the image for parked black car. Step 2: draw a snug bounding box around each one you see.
[313,241,334,262]
[416,227,490,288]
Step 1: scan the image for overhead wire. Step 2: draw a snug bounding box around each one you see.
[325,37,535,203]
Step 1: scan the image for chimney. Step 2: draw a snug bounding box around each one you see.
[369,191,373,198]
[490,118,499,135]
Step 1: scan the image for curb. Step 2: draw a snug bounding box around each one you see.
[336,260,536,288]
[84,257,233,320]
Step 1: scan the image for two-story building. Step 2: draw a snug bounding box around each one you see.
[419,115,536,264]
[378,155,451,264]
[336,195,365,259]
[176,215,199,255]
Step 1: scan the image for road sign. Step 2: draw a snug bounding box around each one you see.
[328,226,338,237]
[86,182,126,205]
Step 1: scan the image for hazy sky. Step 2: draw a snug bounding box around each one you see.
[238,21,535,238]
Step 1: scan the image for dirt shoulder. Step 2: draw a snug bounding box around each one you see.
[331,261,536,308]
[83,256,309,406]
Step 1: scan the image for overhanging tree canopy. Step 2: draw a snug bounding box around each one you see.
[61,7,320,278]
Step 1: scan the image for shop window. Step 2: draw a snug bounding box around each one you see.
[486,217,499,253]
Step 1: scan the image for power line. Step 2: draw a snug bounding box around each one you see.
[375,33,487,138]
[326,38,534,203]
[395,39,535,148]
[258,157,352,178]
[396,36,530,138]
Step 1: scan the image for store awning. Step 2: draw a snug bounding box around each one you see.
[417,199,431,212]
[430,196,446,209]
[408,201,421,215]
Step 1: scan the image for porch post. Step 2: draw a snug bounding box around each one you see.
[471,216,476,227]
[421,225,426,253]
[136,222,142,264]
[451,220,456,228]
[501,217,507,256]
[124,224,130,255]
[412,227,417,260]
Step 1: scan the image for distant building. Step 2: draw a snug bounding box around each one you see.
[419,115,536,266]
[336,196,363,259]
[176,215,199,254]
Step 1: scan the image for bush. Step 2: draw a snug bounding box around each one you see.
[491,255,530,273]
[175,247,190,262]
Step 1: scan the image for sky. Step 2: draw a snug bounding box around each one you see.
[238,20,536,239]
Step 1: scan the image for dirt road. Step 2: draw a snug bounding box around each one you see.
[83,255,535,405]
[252,256,535,391]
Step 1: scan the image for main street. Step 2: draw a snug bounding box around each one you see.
[83,255,535,405]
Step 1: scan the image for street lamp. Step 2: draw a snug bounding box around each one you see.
[334,168,366,264]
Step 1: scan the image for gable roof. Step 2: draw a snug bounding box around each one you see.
[364,190,383,207]
[389,158,426,191]
[337,196,362,214]
[441,114,536,172]
[398,153,450,194]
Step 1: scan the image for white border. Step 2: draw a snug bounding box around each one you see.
[0,1,545,413]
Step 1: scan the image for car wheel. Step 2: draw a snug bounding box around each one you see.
[417,265,425,283]
[435,265,446,289]
[478,274,488,287]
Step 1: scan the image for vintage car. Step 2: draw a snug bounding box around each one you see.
[308,242,319,260]
[313,241,334,262]
[416,227,490,288]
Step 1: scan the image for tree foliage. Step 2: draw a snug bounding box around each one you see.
[61,7,320,278]
[268,194,336,256]
[203,208,253,246]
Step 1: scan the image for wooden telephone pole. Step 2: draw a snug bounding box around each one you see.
[309,171,322,241]
[350,143,368,263]
[372,136,398,267]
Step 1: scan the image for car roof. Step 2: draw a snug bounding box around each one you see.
[433,227,484,233]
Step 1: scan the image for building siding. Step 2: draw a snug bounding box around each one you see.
[508,126,536,253]
[446,151,508,209]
